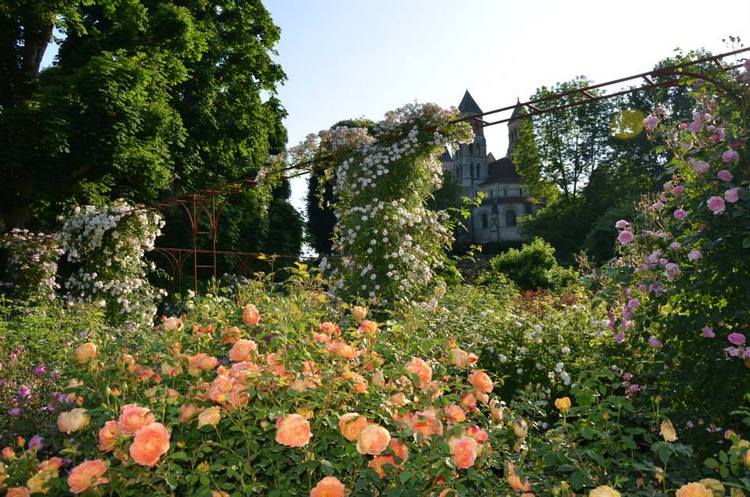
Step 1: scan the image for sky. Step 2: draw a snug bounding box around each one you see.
[40,0,750,214]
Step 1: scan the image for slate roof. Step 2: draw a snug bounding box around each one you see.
[458,90,482,115]
[480,157,523,185]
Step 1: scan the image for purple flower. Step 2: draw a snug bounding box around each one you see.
[724,187,740,203]
[690,158,710,174]
[33,364,47,376]
[8,407,22,417]
[17,385,31,400]
[717,169,734,182]
[673,208,687,220]
[669,242,681,251]
[643,115,659,131]
[664,262,680,281]
[726,347,741,357]
[615,219,629,229]
[710,127,726,143]
[29,435,44,451]
[707,196,726,214]
[687,250,702,261]
[722,150,739,163]
[702,326,715,338]
[615,332,625,344]
[648,336,663,349]
[728,332,746,346]
[617,230,634,245]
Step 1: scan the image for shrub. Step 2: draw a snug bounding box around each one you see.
[0,230,62,302]
[488,238,579,291]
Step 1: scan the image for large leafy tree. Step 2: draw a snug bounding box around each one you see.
[1,0,290,251]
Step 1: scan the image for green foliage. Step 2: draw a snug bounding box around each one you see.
[488,238,579,291]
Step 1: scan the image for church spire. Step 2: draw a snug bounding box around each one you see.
[458,90,482,115]
[507,98,524,156]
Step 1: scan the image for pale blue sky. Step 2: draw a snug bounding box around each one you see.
[41,1,750,213]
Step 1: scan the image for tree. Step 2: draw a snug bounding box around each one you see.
[1,0,288,246]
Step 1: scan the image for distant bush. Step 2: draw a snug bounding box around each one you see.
[488,238,579,291]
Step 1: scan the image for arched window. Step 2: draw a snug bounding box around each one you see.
[481,213,488,229]
[505,210,517,227]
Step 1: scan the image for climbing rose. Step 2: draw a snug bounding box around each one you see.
[310,476,345,497]
[617,230,634,245]
[6,488,31,497]
[642,115,658,131]
[590,486,621,497]
[706,196,725,214]
[687,250,702,261]
[724,187,740,203]
[351,305,368,321]
[675,483,712,497]
[198,407,221,428]
[406,357,432,387]
[129,422,170,467]
[717,169,733,182]
[673,208,687,220]
[242,304,260,326]
[614,219,629,229]
[75,343,97,364]
[356,424,391,455]
[721,150,739,163]
[728,333,746,346]
[229,339,257,362]
[275,414,312,447]
[98,421,120,452]
[338,413,368,442]
[690,158,710,174]
[57,408,90,434]
[448,436,478,469]
[118,404,155,434]
[67,460,108,494]
[468,370,493,394]
[702,326,715,338]
[162,316,183,331]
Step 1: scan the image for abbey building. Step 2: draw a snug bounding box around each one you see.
[441,91,536,245]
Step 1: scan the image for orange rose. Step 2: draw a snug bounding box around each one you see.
[468,371,493,394]
[356,424,391,455]
[242,304,260,326]
[358,320,378,336]
[506,462,532,492]
[161,316,183,331]
[369,455,397,479]
[467,425,489,443]
[6,488,31,497]
[327,341,361,360]
[98,420,121,452]
[554,397,572,412]
[388,438,409,463]
[220,326,242,345]
[461,392,478,410]
[118,404,155,434]
[319,322,341,336]
[312,331,332,343]
[449,436,478,469]
[75,343,97,364]
[187,353,218,375]
[229,339,258,362]
[57,408,90,434]
[179,403,199,423]
[67,459,108,494]
[38,458,63,472]
[310,476,346,497]
[411,409,444,439]
[405,357,432,387]
[450,348,470,368]
[2,446,16,459]
[339,413,369,442]
[198,407,222,428]
[275,414,312,447]
[129,422,170,467]
[351,305,368,321]
[208,374,235,404]
[444,404,467,423]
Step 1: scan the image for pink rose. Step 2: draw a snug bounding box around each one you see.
[690,159,710,174]
[717,169,733,182]
[702,326,715,338]
[724,187,740,203]
[728,333,746,346]
[614,219,629,229]
[673,209,687,220]
[707,196,725,214]
[722,150,739,163]
[687,250,702,261]
[642,115,659,131]
[617,230,634,245]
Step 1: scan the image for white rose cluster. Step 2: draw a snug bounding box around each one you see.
[0,229,63,301]
[307,103,472,304]
[60,199,164,326]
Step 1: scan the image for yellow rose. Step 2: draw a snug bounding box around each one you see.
[57,408,90,434]
[351,305,368,321]
[699,479,724,497]
[659,419,678,442]
[675,483,712,497]
[589,485,621,497]
[554,397,572,412]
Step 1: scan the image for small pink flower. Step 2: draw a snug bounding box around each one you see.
[722,150,739,163]
[648,336,662,349]
[617,231,634,245]
[673,209,687,220]
[702,326,715,338]
[717,169,733,182]
[664,262,680,281]
[724,187,740,203]
[672,185,685,195]
[615,332,625,344]
[728,333,746,346]
[710,127,725,143]
[643,115,659,131]
[690,158,710,174]
[707,196,725,214]
[687,250,702,261]
[669,241,681,251]
[614,219,629,229]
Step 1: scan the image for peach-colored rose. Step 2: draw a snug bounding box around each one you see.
[554,397,571,412]
[37,458,63,472]
[2,446,16,459]
[187,353,218,375]
[461,392,477,410]
[179,403,199,423]
[198,407,222,428]
[319,322,341,336]
[312,331,332,343]
[450,348,470,368]
[193,323,216,335]
[129,422,170,467]
[369,455,397,479]
[208,374,235,404]
[327,341,361,360]
[220,326,242,345]
[161,316,183,331]
[67,459,108,494]
[242,304,260,326]
[444,405,466,423]
[675,483,712,497]
[212,492,230,497]
[467,425,489,443]
[339,413,369,442]
[356,424,391,455]
[75,343,97,364]
[506,462,532,492]
[229,339,257,362]
[512,419,528,439]
[411,409,444,439]
[406,357,432,387]
[389,392,407,407]
[388,438,409,463]
[449,436,478,469]
[351,305,368,321]
[117,354,136,372]
[275,414,312,447]
[118,404,155,434]
[468,370,493,394]
[57,408,90,434]
[6,488,31,497]
[358,320,378,336]
[98,420,121,452]
[27,468,57,494]
[310,476,346,497]
[489,399,505,423]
